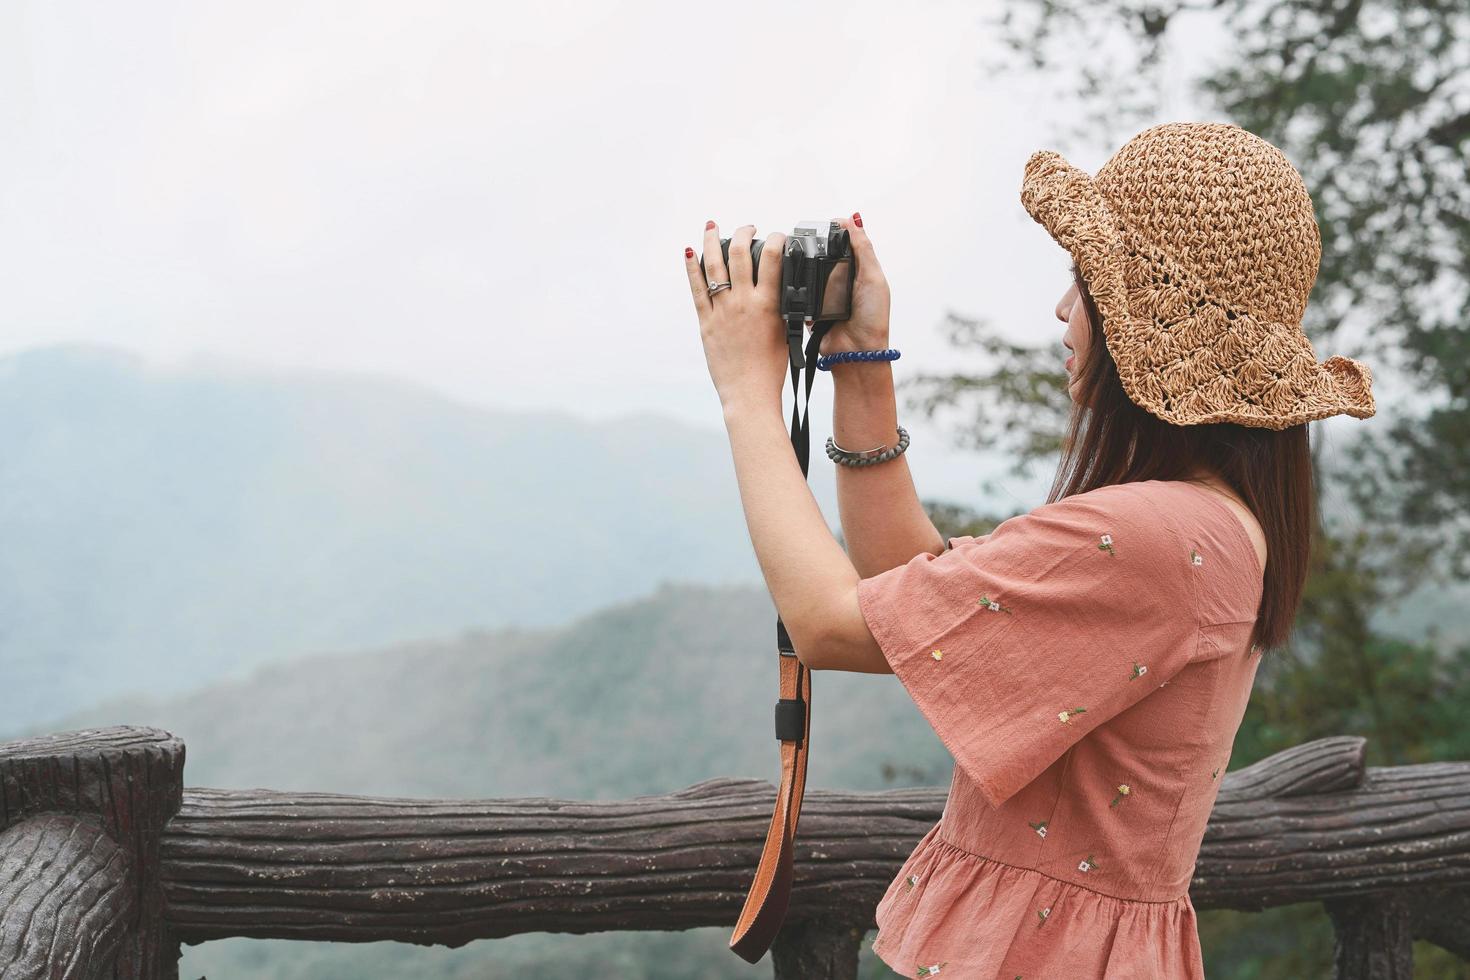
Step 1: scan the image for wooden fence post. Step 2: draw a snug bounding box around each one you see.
[0,726,185,979]
[1324,893,1414,980]
[0,812,135,977]
[0,728,1464,975]
[770,917,867,980]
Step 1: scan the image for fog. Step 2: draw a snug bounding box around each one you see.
[0,0,1237,506]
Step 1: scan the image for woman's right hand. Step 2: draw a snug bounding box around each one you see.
[818,213,892,357]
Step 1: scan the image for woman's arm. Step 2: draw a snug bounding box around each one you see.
[833,362,947,576]
[687,219,890,672]
[720,396,891,673]
[818,215,945,576]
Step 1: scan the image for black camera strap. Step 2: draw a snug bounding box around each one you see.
[728,315,838,964]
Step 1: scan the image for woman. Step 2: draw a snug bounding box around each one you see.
[683,121,1375,977]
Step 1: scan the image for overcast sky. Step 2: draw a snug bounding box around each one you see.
[1,1,1252,507]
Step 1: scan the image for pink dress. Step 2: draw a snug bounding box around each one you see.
[856,479,1264,978]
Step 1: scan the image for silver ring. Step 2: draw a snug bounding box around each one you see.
[707,280,732,295]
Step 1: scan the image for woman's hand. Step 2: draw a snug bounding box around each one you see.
[819,213,891,357]
[684,220,790,414]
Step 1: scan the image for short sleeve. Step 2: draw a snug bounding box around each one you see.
[857,484,1202,810]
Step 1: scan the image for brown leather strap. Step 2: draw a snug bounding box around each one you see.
[726,302,839,963]
[728,641,810,963]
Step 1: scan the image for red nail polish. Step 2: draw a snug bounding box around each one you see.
[853,212,863,228]
[706,220,716,230]
[684,246,694,259]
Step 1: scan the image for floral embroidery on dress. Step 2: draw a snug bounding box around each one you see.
[1130,661,1148,679]
[1078,853,1098,872]
[1028,819,1048,838]
[905,873,920,890]
[1037,906,1051,926]
[916,962,948,976]
[1211,766,1220,779]
[1110,783,1131,807]
[977,594,1012,613]
[1098,533,1116,556]
[931,649,944,661]
[1190,546,1203,566]
[1058,706,1087,724]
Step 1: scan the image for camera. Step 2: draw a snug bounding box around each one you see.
[699,220,856,324]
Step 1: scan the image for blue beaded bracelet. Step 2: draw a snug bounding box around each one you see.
[816,348,900,371]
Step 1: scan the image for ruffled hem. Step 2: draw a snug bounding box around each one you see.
[871,823,1204,978]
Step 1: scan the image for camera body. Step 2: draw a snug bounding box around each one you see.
[700,220,856,323]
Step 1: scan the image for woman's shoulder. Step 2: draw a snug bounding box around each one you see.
[995,479,1192,547]
[976,480,1203,608]
[1023,479,1260,626]
[1053,478,1196,512]
[1054,479,1232,531]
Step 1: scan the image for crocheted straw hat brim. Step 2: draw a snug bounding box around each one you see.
[1020,144,1376,430]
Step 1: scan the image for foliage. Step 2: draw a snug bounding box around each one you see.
[905,0,1470,973]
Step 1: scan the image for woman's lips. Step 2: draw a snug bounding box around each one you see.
[1066,355,1075,370]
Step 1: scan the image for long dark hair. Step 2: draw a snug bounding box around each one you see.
[1050,262,1315,653]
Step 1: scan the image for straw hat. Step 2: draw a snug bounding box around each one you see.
[1020,121,1376,429]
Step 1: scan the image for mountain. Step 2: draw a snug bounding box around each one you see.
[0,344,788,728]
[12,581,951,978]
[13,580,948,801]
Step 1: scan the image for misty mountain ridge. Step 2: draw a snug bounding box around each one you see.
[0,343,782,728]
[11,578,947,980]
[2,341,1459,733]
[14,578,948,800]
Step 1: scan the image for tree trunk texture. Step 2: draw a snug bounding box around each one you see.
[0,727,185,979]
[4,726,1467,979]
[1323,893,1414,980]
[769,917,867,980]
[0,813,136,979]
[160,776,927,947]
[1194,737,1470,907]
[158,734,1469,965]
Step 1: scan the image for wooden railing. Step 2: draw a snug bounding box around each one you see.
[0,726,1466,978]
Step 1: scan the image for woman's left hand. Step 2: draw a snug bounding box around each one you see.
[684,220,789,413]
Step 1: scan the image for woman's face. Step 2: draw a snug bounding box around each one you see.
[1056,265,1092,402]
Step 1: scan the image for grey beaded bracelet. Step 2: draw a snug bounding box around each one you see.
[825,426,909,467]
